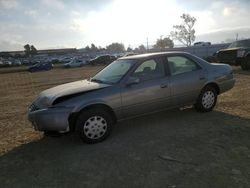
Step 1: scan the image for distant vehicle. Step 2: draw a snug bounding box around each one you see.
[22,59,30,65]
[28,62,53,72]
[61,57,72,63]
[12,59,22,66]
[194,41,211,46]
[28,52,235,144]
[89,55,116,65]
[3,60,12,66]
[216,39,250,70]
[64,58,87,68]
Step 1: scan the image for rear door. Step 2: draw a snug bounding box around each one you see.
[166,55,207,106]
[121,57,171,118]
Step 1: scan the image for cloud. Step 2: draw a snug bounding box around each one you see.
[41,0,65,10]
[24,10,37,16]
[0,0,18,10]
[196,27,250,44]
[0,40,23,51]
[0,0,250,51]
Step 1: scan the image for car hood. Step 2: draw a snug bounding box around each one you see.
[34,80,111,108]
[219,47,245,52]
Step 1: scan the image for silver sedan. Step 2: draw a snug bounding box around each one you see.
[28,52,235,143]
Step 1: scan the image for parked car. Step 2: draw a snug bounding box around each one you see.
[22,59,30,65]
[89,55,116,65]
[3,60,12,66]
[216,39,250,70]
[28,62,53,72]
[60,57,72,63]
[28,52,235,144]
[12,59,22,66]
[194,41,211,46]
[64,58,87,68]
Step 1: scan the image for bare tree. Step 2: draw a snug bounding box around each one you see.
[170,13,196,47]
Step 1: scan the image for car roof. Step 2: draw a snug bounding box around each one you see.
[119,51,192,60]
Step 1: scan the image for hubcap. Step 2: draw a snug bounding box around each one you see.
[202,91,215,109]
[83,116,107,139]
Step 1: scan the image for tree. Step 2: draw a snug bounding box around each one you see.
[170,13,196,47]
[106,42,125,53]
[24,44,37,56]
[30,45,37,55]
[153,37,174,49]
[24,44,31,56]
[138,44,146,52]
[90,43,98,51]
[134,44,146,53]
[85,45,90,52]
[127,47,133,52]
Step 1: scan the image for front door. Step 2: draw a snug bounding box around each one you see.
[121,58,171,118]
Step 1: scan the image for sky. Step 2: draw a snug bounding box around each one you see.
[0,0,250,51]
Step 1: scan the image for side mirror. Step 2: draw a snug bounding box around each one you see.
[126,76,140,86]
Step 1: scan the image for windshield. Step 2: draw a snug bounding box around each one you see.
[91,59,135,84]
[228,39,250,48]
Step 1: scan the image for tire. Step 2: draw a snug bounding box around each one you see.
[76,108,113,144]
[241,61,248,70]
[195,86,217,112]
[241,57,250,70]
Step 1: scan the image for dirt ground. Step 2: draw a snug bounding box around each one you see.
[0,66,249,188]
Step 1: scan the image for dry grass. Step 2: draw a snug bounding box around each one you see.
[0,66,103,154]
[0,66,249,155]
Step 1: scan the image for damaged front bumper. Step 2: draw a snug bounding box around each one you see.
[28,106,74,132]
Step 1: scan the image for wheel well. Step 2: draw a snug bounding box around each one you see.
[246,54,250,59]
[68,104,117,131]
[203,83,220,94]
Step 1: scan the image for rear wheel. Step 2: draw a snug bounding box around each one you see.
[76,108,113,144]
[195,86,217,112]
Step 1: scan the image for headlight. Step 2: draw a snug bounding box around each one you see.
[28,103,39,112]
[237,50,245,57]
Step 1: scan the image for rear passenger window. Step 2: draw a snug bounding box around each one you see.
[167,56,200,75]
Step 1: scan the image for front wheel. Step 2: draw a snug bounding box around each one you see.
[76,109,113,144]
[195,86,217,112]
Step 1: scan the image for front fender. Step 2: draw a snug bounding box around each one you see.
[72,100,108,113]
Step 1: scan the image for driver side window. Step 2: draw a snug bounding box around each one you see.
[132,58,165,81]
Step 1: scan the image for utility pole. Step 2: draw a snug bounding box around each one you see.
[160,35,163,52]
[236,33,238,41]
[146,37,149,52]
